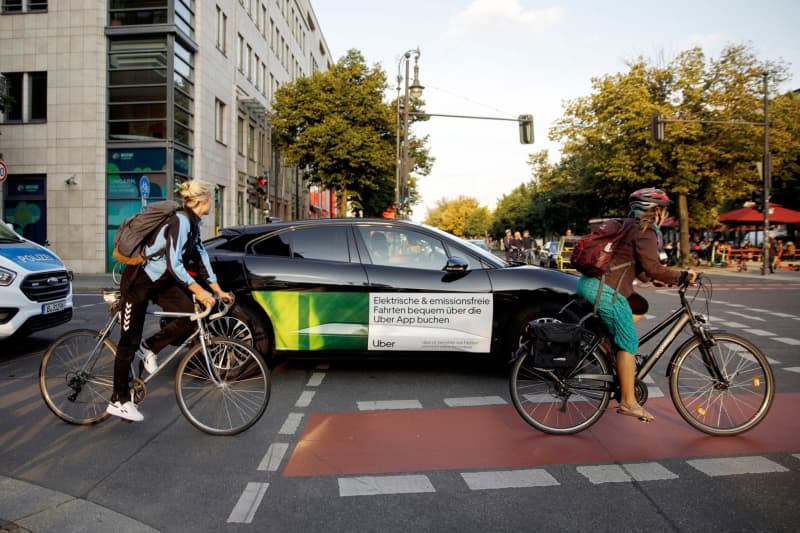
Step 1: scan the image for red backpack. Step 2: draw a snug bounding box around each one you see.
[570,218,636,277]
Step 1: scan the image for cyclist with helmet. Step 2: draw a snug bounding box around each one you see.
[576,187,697,422]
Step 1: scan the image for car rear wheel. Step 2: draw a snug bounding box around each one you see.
[228,301,277,367]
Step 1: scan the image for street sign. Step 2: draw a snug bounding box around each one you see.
[139,176,150,199]
[0,159,8,184]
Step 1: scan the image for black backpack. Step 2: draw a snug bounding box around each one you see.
[112,201,179,265]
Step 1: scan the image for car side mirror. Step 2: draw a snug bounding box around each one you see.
[444,256,468,273]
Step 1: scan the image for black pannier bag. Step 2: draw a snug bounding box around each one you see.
[521,321,593,369]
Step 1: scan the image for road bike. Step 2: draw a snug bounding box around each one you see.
[509,275,774,436]
[39,290,270,435]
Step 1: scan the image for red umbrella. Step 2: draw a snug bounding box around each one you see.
[719,203,800,225]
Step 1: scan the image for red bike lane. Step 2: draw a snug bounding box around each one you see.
[283,392,799,477]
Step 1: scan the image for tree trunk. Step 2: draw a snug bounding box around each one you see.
[678,193,690,267]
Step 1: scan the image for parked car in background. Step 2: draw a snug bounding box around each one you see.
[537,240,559,268]
[205,219,579,365]
[465,238,491,252]
[0,221,73,339]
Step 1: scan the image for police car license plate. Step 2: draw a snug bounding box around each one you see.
[42,300,66,314]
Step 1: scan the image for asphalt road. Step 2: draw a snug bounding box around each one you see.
[1,268,799,532]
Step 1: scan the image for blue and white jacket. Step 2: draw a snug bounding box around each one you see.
[141,209,217,287]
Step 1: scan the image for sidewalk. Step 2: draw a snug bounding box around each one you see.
[0,475,158,533]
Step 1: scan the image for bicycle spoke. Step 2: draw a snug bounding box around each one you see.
[670,333,773,436]
[176,339,270,435]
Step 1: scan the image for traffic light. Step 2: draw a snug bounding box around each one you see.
[247,175,259,207]
[256,175,268,196]
[651,114,664,142]
[752,190,763,212]
[518,114,534,144]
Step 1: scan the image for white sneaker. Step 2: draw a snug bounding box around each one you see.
[135,341,158,374]
[106,400,144,422]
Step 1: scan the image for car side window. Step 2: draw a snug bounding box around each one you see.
[357,227,450,270]
[250,227,350,262]
[291,226,350,262]
[250,232,291,257]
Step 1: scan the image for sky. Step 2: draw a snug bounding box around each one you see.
[311,0,800,222]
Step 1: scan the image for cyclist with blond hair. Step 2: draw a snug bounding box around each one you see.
[107,180,234,421]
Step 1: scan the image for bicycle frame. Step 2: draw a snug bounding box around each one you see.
[78,293,225,389]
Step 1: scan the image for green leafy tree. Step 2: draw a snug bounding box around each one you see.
[423,196,490,237]
[271,49,431,218]
[550,44,792,263]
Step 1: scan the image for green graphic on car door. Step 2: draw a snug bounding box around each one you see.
[253,291,369,350]
[253,291,493,353]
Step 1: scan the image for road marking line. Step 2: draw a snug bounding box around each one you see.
[768,312,797,318]
[356,400,422,411]
[716,321,747,328]
[647,386,665,398]
[577,464,630,484]
[794,454,800,462]
[725,303,747,308]
[295,390,316,407]
[784,367,800,374]
[338,475,435,497]
[734,350,779,365]
[444,396,506,407]
[461,469,559,490]
[725,311,765,321]
[227,482,269,523]
[774,337,800,346]
[278,413,304,435]
[743,329,775,336]
[307,372,326,387]
[687,456,789,477]
[622,462,679,481]
[257,443,289,471]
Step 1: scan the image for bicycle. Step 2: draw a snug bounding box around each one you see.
[39,290,270,435]
[509,275,774,436]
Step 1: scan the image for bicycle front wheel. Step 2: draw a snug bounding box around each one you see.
[509,348,612,434]
[39,329,117,425]
[669,332,774,436]
[175,337,270,436]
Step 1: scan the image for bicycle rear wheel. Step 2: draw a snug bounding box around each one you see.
[175,337,270,435]
[509,347,612,434]
[39,329,116,425]
[669,332,774,436]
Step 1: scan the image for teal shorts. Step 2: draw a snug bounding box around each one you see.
[576,275,639,354]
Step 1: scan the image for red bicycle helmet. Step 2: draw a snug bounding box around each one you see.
[629,187,672,216]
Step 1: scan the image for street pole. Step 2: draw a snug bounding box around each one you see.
[762,72,771,275]
[395,49,422,219]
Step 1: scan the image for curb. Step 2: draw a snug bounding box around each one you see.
[0,476,159,533]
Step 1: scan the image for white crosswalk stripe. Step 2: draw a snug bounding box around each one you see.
[687,456,788,477]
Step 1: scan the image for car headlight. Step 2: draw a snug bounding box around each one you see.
[0,266,17,286]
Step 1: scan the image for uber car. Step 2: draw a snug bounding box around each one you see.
[205,219,579,364]
[0,222,73,339]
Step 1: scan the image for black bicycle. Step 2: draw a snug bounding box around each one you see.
[509,275,774,436]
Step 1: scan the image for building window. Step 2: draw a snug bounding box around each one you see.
[237,34,244,72]
[1,71,46,123]
[2,1,46,13]
[28,71,46,121]
[109,0,167,26]
[174,0,194,38]
[237,116,245,155]
[246,44,252,80]
[173,40,194,148]
[248,124,255,161]
[107,38,168,141]
[215,98,225,143]
[216,5,227,54]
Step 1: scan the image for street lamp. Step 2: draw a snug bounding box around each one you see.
[395,48,423,218]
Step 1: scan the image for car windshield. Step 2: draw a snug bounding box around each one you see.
[420,224,505,267]
[0,222,24,242]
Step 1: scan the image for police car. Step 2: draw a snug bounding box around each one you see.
[0,221,73,339]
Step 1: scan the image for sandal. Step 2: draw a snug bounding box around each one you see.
[617,403,654,422]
